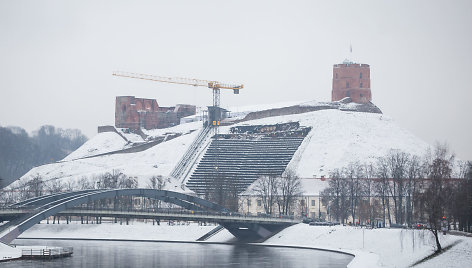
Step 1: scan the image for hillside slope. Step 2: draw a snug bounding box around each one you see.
[8,103,429,191]
[228,109,428,178]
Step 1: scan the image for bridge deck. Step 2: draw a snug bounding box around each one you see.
[0,209,299,225]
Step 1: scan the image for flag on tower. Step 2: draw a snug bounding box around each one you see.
[350,44,352,53]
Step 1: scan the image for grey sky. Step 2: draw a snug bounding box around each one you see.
[1,0,471,160]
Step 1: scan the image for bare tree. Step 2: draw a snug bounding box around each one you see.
[46,178,64,194]
[321,169,350,223]
[380,150,410,224]
[147,176,166,190]
[14,174,45,201]
[253,175,279,215]
[0,188,15,206]
[405,155,422,227]
[204,172,240,211]
[418,142,455,253]
[146,176,167,210]
[63,180,76,192]
[375,156,392,226]
[29,174,45,197]
[118,176,138,189]
[360,163,377,226]
[456,161,472,232]
[277,169,302,216]
[77,176,95,190]
[345,162,363,224]
[97,169,123,189]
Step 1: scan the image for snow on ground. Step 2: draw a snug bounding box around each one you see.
[0,242,21,261]
[12,130,200,190]
[9,105,431,191]
[16,221,472,267]
[294,110,430,177]
[62,121,203,162]
[142,121,202,140]
[62,132,129,161]
[265,224,463,268]
[228,109,429,177]
[117,129,144,143]
[415,237,472,268]
[20,221,218,242]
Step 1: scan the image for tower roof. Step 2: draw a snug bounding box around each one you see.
[342,58,354,64]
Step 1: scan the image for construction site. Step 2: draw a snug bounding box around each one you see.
[107,71,315,200]
[87,63,378,207]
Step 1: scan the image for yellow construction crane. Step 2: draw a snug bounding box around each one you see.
[112,71,243,108]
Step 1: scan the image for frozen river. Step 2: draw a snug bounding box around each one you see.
[7,239,353,267]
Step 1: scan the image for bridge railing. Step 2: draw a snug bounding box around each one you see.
[56,208,298,224]
[1,206,300,222]
[56,207,299,223]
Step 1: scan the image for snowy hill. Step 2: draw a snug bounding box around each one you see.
[8,100,429,192]
[62,132,129,161]
[229,109,428,178]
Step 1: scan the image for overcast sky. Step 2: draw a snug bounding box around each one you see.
[1,0,471,160]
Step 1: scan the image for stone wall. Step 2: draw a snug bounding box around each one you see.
[114,96,196,130]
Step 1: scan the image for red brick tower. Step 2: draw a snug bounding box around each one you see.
[332,60,371,103]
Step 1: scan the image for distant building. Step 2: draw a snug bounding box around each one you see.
[115,96,196,130]
[239,178,330,220]
[332,60,371,103]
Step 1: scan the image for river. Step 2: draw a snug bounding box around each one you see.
[6,239,353,267]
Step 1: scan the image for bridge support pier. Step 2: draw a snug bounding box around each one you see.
[220,222,292,243]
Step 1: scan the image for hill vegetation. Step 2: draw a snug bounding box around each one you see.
[0,125,87,187]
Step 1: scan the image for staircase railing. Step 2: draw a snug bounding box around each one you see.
[170,126,212,183]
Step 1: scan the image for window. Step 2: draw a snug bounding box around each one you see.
[335,73,338,79]
[257,200,262,207]
[301,199,306,206]
[311,200,315,206]
[346,82,349,88]
[360,82,363,88]
[346,91,351,97]
[360,94,364,97]
[360,72,363,79]
[247,199,251,207]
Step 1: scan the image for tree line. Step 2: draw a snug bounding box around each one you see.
[320,143,471,252]
[0,125,88,187]
[0,170,170,211]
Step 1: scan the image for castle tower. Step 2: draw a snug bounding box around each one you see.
[332,60,371,103]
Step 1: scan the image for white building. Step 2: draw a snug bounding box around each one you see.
[238,177,330,220]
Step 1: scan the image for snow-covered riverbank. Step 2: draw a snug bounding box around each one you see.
[0,242,21,262]
[263,224,469,267]
[6,221,470,267]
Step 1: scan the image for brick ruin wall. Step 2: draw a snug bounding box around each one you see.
[115,96,196,130]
